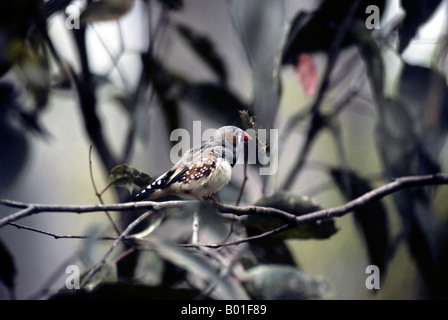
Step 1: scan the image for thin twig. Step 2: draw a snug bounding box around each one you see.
[90,24,130,92]
[180,224,290,249]
[0,199,184,228]
[88,146,121,235]
[192,210,200,245]
[235,141,249,206]
[6,222,118,241]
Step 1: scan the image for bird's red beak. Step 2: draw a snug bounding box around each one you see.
[243,131,252,141]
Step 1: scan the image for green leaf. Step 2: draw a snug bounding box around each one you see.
[329,168,389,277]
[18,29,51,112]
[109,164,152,193]
[176,24,228,84]
[243,265,330,300]
[248,192,338,240]
[0,239,16,291]
[82,262,118,292]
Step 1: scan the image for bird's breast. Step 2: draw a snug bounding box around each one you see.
[194,159,232,197]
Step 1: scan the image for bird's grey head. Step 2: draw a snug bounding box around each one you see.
[211,126,252,166]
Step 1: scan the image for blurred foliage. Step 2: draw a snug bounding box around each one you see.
[329,169,389,280]
[1,0,448,300]
[0,239,16,298]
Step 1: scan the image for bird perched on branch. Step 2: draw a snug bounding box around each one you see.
[132,126,252,202]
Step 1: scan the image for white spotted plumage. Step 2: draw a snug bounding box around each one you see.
[132,126,252,201]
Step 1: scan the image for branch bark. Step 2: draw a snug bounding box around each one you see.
[2,173,447,230]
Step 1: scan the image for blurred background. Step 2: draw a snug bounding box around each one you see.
[1,0,448,299]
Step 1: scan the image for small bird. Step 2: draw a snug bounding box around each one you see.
[132,126,252,202]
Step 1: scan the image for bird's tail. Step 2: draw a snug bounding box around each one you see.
[131,183,156,201]
[131,171,172,201]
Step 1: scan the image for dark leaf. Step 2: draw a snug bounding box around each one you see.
[132,250,164,286]
[152,238,248,299]
[0,85,29,191]
[176,24,228,84]
[329,168,389,277]
[0,239,16,291]
[116,249,140,282]
[144,57,182,140]
[408,218,438,296]
[399,0,443,53]
[434,226,448,299]
[80,0,135,24]
[248,192,338,240]
[243,265,330,300]
[41,0,74,18]
[399,64,448,169]
[248,239,297,266]
[155,0,183,11]
[376,98,416,179]
[50,283,201,300]
[110,164,152,193]
[179,83,249,127]
[282,0,386,63]
[375,97,429,231]
[350,20,384,103]
[375,98,441,296]
[18,110,48,136]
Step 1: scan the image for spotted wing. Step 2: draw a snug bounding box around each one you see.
[131,169,176,201]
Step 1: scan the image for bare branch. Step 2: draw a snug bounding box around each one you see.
[2,173,447,230]
[7,222,117,241]
[235,141,249,206]
[0,199,187,228]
